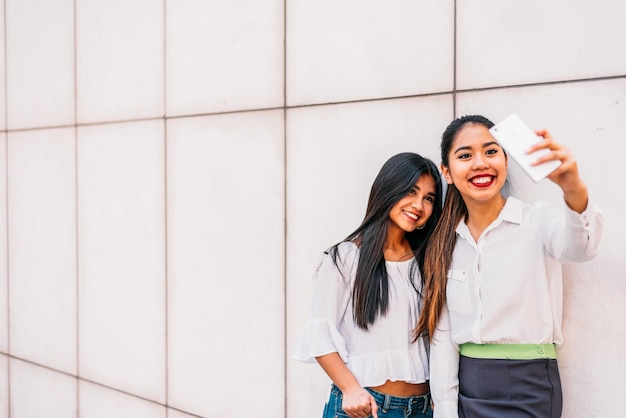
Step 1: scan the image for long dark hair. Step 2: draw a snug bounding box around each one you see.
[414,115,494,341]
[328,152,443,330]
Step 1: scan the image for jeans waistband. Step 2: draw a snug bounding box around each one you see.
[331,384,430,414]
[460,343,557,360]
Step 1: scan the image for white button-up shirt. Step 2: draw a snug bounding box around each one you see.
[430,197,603,418]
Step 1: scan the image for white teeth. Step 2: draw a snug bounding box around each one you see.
[403,210,418,220]
[472,176,492,184]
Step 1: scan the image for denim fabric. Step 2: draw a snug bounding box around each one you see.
[323,384,433,418]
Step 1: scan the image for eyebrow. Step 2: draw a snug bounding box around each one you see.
[453,141,500,154]
[412,185,436,196]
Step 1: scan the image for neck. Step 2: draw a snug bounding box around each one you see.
[465,194,506,241]
[383,228,413,261]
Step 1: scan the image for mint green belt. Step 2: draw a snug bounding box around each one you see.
[460,343,557,360]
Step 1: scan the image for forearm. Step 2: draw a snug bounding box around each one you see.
[316,352,379,418]
[316,352,361,392]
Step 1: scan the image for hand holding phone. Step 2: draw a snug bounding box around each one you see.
[489,113,561,182]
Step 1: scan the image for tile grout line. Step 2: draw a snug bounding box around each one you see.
[3,0,10,415]
[73,0,81,416]
[0,353,206,416]
[2,0,12,418]
[282,0,288,415]
[0,73,624,136]
[453,0,457,118]
[163,0,169,414]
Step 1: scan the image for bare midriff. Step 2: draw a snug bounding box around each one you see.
[369,380,429,397]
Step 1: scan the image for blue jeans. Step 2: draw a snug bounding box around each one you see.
[323,384,433,418]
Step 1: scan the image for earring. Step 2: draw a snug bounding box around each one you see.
[415,224,426,230]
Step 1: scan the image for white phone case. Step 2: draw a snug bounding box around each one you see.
[489,113,561,182]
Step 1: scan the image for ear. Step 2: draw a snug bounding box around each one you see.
[441,163,453,185]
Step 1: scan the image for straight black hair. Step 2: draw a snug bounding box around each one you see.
[328,152,443,330]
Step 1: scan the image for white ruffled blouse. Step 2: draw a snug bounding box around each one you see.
[294,241,430,387]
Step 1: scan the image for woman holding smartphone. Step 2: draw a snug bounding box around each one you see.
[415,115,603,418]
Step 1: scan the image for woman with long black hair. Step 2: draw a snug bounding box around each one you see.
[295,152,443,418]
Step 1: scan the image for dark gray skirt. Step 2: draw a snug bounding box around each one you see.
[458,355,563,418]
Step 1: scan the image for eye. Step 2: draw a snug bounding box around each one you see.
[424,195,435,203]
[458,153,471,160]
[486,148,499,155]
[409,188,417,195]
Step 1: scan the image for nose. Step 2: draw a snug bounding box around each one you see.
[411,197,423,210]
[472,153,488,169]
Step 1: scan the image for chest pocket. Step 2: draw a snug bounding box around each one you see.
[446,269,471,314]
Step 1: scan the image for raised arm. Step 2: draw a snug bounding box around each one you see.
[530,130,588,213]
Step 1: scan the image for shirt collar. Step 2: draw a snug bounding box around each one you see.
[456,196,523,238]
[498,196,523,225]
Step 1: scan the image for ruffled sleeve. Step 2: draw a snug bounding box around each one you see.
[293,243,356,363]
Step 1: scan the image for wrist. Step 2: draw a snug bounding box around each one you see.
[339,382,364,394]
[563,182,588,213]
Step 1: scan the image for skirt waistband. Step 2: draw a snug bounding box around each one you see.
[460,343,557,360]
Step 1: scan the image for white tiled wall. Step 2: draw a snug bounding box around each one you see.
[0,355,7,418]
[166,110,285,416]
[0,3,5,131]
[287,0,455,105]
[79,380,165,418]
[456,0,626,88]
[10,359,77,418]
[76,0,164,123]
[165,0,284,116]
[1,1,624,418]
[6,0,75,130]
[8,128,76,375]
[167,410,197,418]
[77,121,166,402]
[0,134,6,354]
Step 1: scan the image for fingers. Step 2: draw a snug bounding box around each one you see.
[530,148,569,167]
[370,395,379,418]
[344,405,373,418]
[528,130,556,153]
[341,388,377,418]
[527,129,570,166]
[529,130,586,194]
[534,129,550,140]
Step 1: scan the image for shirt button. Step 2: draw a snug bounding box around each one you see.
[537,347,545,355]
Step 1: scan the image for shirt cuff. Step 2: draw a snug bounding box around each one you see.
[565,201,600,228]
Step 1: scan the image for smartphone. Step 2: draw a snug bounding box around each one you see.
[489,113,561,182]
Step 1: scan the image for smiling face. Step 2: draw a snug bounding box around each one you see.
[441,123,508,207]
[388,173,437,234]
